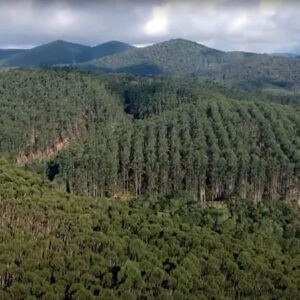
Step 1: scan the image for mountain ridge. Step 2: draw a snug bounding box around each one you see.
[1,38,300,87]
[0,40,135,67]
[0,48,28,60]
[78,38,300,84]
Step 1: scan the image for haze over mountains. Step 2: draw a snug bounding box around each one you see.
[1,38,300,82]
[0,40,134,67]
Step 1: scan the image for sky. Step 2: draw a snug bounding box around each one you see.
[1,0,300,53]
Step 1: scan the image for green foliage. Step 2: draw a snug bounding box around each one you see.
[0,161,299,299]
[0,68,126,156]
[0,68,299,203]
[55,86,299,202]
[0,52,299,300]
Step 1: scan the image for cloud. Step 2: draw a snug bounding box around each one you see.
[0,0,299,53]
[145,6,169,36]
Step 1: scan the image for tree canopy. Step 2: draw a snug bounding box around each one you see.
[0,160,299,299]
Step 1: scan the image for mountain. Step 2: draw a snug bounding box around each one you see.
[90,40,135,59]
[0,40,135,67]
[271,52,300,58]
[0,48,27,60]
[1,40,90,67]
[79,38,300,83]
[79,38,225,75]
[2,38,300,85]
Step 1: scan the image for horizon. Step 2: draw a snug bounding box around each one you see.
[0,38,297,55]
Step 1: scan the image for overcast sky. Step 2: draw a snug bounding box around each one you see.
[1,0,300,53]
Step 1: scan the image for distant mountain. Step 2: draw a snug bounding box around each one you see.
[1,40,90,67]
[1,38,300,85]
[0,49,27,60]
[78,38,300,83]
[271,52,300,58]
[0,40,135,67]
[90,41,135,60]
[79,39,225,75]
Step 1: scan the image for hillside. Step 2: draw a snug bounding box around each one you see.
[91,41,135,60]
[0,159,299,299]
[0,68,299,205]
[0,67,299,299]
[79,39,225,75]
[0,68,126,159]
[0,40,135,67]
[271,52,300,58]
[1,40,92,67]
[0,49,27,60]
[1,38,300,87]
[1,38,300,89]
[79,39,300,84]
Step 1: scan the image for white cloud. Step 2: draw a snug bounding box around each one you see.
[230,12,249,31]
[51,10,75,30]
[145,6,169,35]
[0,0,300,53]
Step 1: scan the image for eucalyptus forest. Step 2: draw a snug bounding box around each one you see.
[0,67,299,299]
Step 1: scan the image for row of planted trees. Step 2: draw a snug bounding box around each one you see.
[55,98,299,203]
[0,69,298,203]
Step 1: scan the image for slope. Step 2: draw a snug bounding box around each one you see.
[91,40,135,59]
[0,68,127,161]
[0,159,299,299]
[79,38,300,83]
[0,40,135,67]
[0,49,27,60]
[1,40,91,67]
[79,38,225,75]
[0,69,299,204]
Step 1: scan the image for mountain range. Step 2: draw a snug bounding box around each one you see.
[0,40,134,67]
[271,52,300,58]
[79,39,300,82]
[1,38,300,86]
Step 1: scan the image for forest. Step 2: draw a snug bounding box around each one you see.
[0,68,299,299]
[0,68,299,204]
[0,159,299,299]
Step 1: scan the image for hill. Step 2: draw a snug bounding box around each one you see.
[0,67,299,299]
[0,68,299,205]
[79,38,225,75]
[79,38,300,84]
[271,52,300,58]
[0,49,27,60]
[0,40,135,67]
[90,40,135,60]
[2,38,300,87]
[1,40,91,67]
